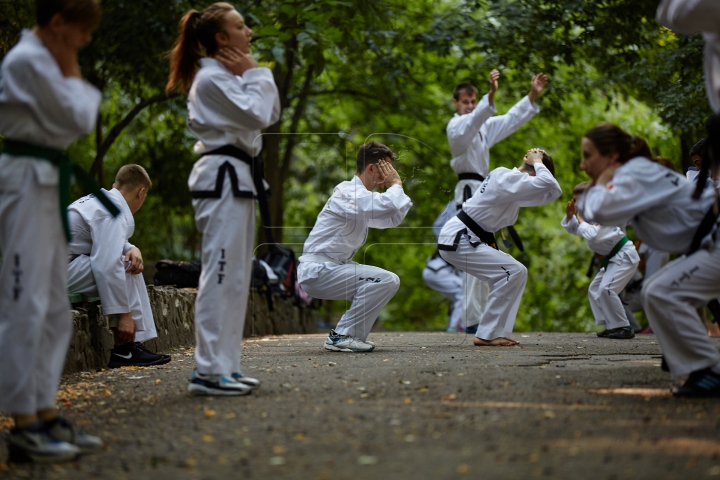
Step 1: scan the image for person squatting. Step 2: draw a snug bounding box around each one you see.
[2,0,720,466]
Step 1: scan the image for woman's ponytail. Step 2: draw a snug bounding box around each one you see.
[584,124,653,164]
[166,10,203,93]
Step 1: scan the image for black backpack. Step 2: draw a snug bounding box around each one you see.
[154,260,202,288]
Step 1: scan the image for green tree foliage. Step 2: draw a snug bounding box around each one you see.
[0,0,705,331]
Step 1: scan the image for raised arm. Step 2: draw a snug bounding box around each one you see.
[446,94,496,150]
[483,73,547,147]
[657,0,720,34]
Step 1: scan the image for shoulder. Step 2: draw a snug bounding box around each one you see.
[3,38,50,74]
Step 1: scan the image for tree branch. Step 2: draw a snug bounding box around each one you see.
[90,91,180,181]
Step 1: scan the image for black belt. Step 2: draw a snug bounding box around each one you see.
[458,173,485,182]
[689,202,719,254]
[456,210,498,249]
[191,145,277,246]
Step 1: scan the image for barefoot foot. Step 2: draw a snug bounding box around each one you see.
[473,337,519,346]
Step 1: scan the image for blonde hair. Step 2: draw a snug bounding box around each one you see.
[115,165,152,191]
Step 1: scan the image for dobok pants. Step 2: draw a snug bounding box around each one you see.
[589,244,640,330]
[298,261,400,341]
[67,256,157,343]
[0,159,71,414]
[440,233,528,340]
[190,162,255,377]
[422,265,463,330]
[642,236,720,377]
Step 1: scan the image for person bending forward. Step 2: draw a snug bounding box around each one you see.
[298,142,412,352]
[438,149,561,346]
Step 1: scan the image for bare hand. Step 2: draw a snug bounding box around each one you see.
[125,247,144,274]
[488,69,500,104]
[528,73,548,103]
[595,163,621,186]
[44,34,81,78]
[216,46,259,76]
[378,159,402,188]
[565,200,577,220]
[116,313,136,344]
[523,148,545,166]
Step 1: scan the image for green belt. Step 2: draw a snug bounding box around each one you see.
[601,236,629,269]
[1,139,120,241]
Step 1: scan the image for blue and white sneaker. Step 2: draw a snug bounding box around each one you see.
[7,421,80,463]
[45,416,103,452]
[231,372,261,389]
[673,368,720,398]
[188,371,252,396]
[324,330,374,353]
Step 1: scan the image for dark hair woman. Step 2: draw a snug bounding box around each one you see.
[576,122,720,398]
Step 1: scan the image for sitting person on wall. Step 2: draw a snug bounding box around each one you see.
[68,165,170,368]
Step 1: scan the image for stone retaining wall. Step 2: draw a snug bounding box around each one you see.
[65,286,317,373]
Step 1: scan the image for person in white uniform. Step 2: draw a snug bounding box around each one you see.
[562,181,640,339]
[67,165,170,368]
[577,123,720,397]
[447,70,548,334]
[439,149,561,346]
[0,0,105,462]
[422,201,464,331]
[167,2,280,395]
[298,142,413,352]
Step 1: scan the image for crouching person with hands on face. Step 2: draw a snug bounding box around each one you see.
[438,149,562,346]
[68,165,170,368]
[298,142,412,352]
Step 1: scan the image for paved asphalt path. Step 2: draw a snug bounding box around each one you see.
[2,332,720,479]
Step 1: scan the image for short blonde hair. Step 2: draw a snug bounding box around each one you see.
[114,165,152,191]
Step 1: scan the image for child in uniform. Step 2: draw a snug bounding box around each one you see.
[562,181,640,339]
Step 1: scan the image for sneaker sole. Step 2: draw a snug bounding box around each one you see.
[324,343,375,353]
[187,383,252,396]
[8,445,79,464]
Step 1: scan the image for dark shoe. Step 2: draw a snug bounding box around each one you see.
[597,326,635,339]
[607,326,635,339]
[7,421,79,463]
[108,342,171,368]
[661,356,669,372]
[465,325,478,335]
[673,368,720,398]
[134,342,171,362]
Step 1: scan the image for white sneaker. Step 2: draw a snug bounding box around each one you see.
[231,372,261,389]
[45,416,103,452]
[188,372,252,396]
[324,330,375,352]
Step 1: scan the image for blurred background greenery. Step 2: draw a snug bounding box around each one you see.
[0,0,709,332]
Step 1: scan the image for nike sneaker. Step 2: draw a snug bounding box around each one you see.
[107,342,171,368]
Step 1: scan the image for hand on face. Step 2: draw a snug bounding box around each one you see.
[39,16,94,78]
[377,159,402,188]
[595,163,621,186]
[216,46,259,76]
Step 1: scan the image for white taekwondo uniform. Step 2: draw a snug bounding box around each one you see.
[67,188,157,343]
[561,215,640,330]
[438,164,561,340]
[187,58,280,376]
[298,176,412,341]
[578,157,720,377]
[0,30,101,414]
[423,201,464,330]
[447,94,540,330]
[657,0,720,114]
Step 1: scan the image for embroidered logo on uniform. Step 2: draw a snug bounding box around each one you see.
[606,184,614,190]
[218,248,226,284]
[359,277,381,283]
[670,265,700,288]
[501,266,510,282]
